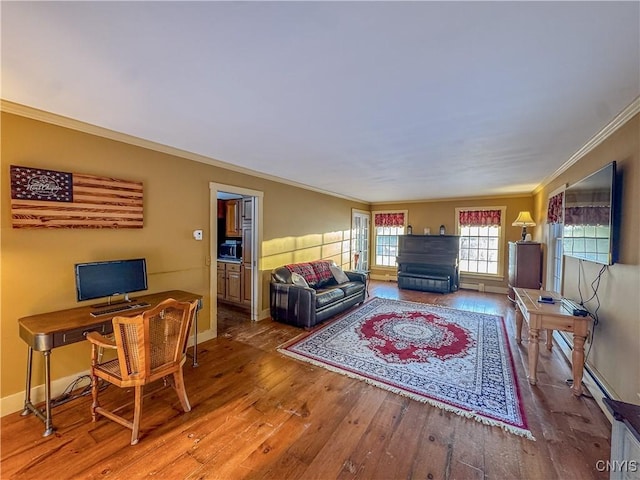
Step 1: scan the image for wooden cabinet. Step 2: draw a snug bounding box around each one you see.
[241,197,252,224]
[241,198,253,305]
[217,261,242,303]
[225,200,241,237]
[508,242,542,300]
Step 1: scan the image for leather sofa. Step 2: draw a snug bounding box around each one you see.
[270,260,367,328]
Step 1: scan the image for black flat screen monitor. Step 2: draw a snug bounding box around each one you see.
[75,258,148,303]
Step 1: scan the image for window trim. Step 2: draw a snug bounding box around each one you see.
[372,209,408,269]
[455,206,506,280]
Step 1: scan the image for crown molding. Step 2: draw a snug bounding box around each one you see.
[533,96,640,195]
[0,99,369,205]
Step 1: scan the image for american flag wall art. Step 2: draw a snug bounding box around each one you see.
[10,165,143,229]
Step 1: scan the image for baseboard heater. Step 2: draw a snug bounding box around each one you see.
[553,331,614,422]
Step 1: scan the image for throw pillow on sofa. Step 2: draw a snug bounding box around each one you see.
[291,272,309,287]
[330,265,350,284]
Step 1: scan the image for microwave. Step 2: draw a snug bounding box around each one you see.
[219,240,242,260]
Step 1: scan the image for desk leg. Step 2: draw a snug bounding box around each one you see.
[21,347,34,416]
[571,334,586,396]
[191,310,199,367]
[546,329,554,351]
[528,328,540,386]
[21,347,56,436]
[43,350,54,436]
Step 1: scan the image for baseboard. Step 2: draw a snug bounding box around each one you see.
[0,369,93,418]
[370,273,397,282]
[553,331,615,424]
[459,282,509,295]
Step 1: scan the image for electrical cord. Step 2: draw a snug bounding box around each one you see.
[50,374,108,408]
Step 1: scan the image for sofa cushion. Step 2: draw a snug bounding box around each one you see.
[315,287,345,308]
[339,281,365,297]
[330,264,350,284]
[310,260,334,288]
[285,263,319,287]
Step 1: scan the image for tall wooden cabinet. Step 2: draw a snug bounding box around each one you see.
[508,241,542,300]
[241,197,253,305]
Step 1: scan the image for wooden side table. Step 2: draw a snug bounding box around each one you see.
[512,288,591,396]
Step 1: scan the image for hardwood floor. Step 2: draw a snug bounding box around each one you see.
[1,281,612,479]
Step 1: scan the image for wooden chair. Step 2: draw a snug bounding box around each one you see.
[86,298,198,445]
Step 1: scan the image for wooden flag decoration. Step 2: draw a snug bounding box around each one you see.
[10,166,143,229]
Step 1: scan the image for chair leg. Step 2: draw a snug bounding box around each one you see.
[130,385,143,445]
[172,368,191,412]
[90,371,100,422]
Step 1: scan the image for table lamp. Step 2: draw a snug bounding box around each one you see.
[512,211,536,242]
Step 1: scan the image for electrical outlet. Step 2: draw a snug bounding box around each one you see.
[193,229,203,240]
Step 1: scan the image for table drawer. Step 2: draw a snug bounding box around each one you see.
[53,321,113,347]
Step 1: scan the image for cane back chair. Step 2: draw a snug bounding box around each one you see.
[86,298,198,445]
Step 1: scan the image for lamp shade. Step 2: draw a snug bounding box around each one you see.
[512,211,536,227]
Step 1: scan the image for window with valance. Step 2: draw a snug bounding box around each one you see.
[456,207,505,276]
[373,211,406,267]
[458,209,502,227]
[374,212,405,227]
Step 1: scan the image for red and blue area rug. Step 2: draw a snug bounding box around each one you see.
[278,297,534,440]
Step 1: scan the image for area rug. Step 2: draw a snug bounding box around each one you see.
[278,297,534,440]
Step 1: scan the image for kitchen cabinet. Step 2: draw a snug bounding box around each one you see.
[242,219,252,305]
[241,196,252,224]
[225,200,241,237]
[217,261,241,304]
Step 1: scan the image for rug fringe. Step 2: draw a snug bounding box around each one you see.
[277,347,536,441]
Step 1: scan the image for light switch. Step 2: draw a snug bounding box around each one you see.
[193,229,203,240]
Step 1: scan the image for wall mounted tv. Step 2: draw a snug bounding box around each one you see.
[75,258,148,304]
[563,161,619,265]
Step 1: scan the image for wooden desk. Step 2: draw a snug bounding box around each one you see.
[18,289,202,437]
[513,288,591,397]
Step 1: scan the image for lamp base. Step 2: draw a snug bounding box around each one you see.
[521,227,527,242]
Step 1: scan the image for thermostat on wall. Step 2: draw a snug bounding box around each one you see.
[193,230,203,240]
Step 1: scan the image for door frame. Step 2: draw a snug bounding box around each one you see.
[351,208,371,270]
[209,182,264,336]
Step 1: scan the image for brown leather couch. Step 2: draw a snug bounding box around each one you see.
[270,260,366,328]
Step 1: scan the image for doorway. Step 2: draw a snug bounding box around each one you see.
[351,209,371,270]
[209,183,263,338]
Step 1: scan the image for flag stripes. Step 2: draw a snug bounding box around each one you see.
[10,170,143,229]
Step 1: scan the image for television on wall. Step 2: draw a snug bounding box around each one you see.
[75,258,148,303]
[563,161,619,265]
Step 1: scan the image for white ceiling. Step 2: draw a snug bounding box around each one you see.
[2,1,639,203]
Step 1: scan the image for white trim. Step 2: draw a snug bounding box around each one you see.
[209,183,264,326]
[534,97,640,195]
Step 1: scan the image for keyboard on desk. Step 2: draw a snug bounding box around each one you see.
[90,302,151,317]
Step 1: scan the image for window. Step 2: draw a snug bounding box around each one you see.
[546,189,564,293]
[456,207,505,276]
[373,211,407,268]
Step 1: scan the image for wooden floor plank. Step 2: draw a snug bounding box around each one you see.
[1,282,613,479]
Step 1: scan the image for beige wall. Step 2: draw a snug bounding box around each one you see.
[370,196,536,291]
[0,112,367,405]
[533,114,640,403]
